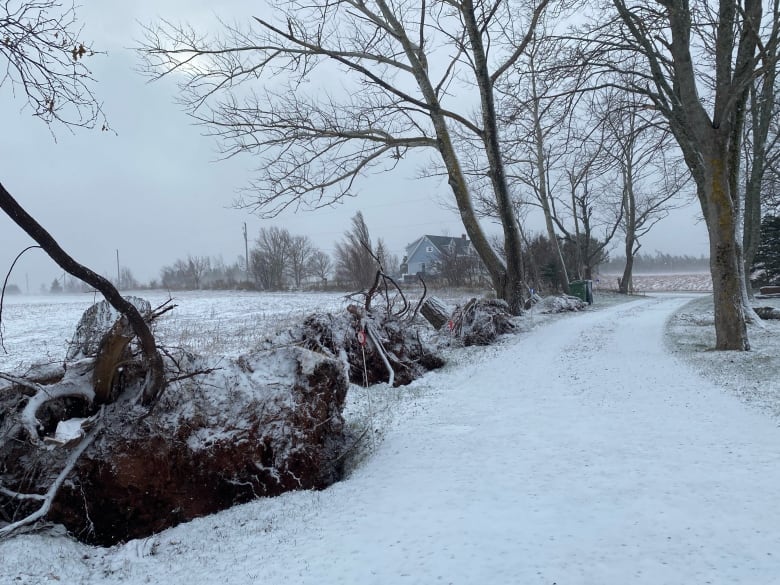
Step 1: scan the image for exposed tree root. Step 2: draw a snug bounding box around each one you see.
[450,298,516,346]
[1,297,350,545]
[0,411,102,539]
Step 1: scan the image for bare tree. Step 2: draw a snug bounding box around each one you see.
[581,0,778,349]
[307,250,332,284]
[251,227,290,290]
[286,234,315,289]
[0,1,105,128]
[497,27,575,293]
[139,0,557,313]
[552,124,622,281]
[599,91,691,293]
[118,267,138,290]
[375,238,390,273]
[187,255,211,290]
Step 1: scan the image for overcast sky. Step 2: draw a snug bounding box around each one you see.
[0,1,709,293]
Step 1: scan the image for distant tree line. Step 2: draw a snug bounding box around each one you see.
[522,234,609,293]
[45,270,140,294]
[600,252,710,274]
[250,227,327,290]
[157,256,245,291]
[152,212,399,292]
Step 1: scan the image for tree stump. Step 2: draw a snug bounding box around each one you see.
[420,296,451,330]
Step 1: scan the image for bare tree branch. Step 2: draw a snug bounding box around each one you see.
[0,0,106,129]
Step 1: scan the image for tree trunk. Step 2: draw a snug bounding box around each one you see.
[0,181,166,403]
[377,0,511,309]
[703,159,750,350]
[743,78,773,295]
[620,213,636,294]
[420,296,450,330]
[533,100,570,294]
[620,166,637,294]
[619,255,634,294]
[462,0,526,313]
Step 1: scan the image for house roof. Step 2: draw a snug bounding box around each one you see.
[406,234,471,257]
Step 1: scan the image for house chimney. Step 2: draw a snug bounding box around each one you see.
[461,233,467,239]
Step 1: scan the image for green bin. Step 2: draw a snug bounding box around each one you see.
[569,280,593,304]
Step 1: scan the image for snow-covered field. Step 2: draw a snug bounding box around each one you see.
[596,272,713,292]
[3,290,780,584]
[0,290,350,372]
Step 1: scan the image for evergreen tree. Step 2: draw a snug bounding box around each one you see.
[751,215,780,287]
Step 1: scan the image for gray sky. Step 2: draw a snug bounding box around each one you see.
[0,1,709,293]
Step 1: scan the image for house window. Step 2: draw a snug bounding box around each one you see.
[426,246,434,252]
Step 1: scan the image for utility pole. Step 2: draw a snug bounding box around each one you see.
[243,222,249,277]
[116,249,120,289]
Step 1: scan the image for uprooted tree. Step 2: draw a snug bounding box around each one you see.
[0,2,393,544]
[0,296,350,543]
[0,267,447,544]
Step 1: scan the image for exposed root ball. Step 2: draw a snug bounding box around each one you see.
[451,298,516,346]
[1,347,348,546]
[266,307,445,387]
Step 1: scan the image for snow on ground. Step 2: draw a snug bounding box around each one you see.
[597,273,713,292]
[0,290,349,371]
[3,291,780,584]
[667,294,780,417]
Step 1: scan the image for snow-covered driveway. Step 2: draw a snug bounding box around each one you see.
[4,294,780,584]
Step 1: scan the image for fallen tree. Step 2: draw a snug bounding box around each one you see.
[449,298,517,346]
[0,298,350,545]
[754,306,780,320]
[532,295,588,314]
[0,182,166,404]
[0,5,351,546]
[269,271,446,387]
[0,271,446,544]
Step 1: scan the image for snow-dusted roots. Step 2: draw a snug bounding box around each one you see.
[0,298,350,545]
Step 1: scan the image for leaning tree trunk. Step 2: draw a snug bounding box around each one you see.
[461,0,527,314]
[383,2,517,313]
[0,181,166,403]
[702,160,750,350]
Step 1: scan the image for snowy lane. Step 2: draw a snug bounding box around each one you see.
[4,294,780,584]
[252,294,780,584]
